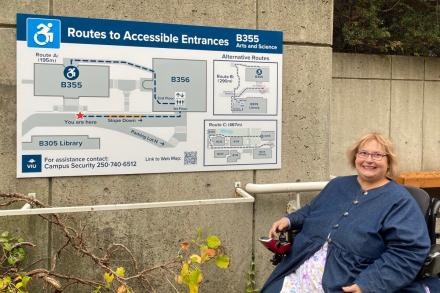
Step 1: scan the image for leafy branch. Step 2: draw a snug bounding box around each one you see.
[0,192,229,292]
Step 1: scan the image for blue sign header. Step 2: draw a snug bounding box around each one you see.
[17,14,283,54]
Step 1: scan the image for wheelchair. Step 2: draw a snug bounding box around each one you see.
[406,185,440,277]
[264,185,440,278]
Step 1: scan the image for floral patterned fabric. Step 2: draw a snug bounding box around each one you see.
[280,241,431,293]
[280,243,328,293]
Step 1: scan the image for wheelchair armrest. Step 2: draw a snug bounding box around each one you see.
[269,229,300,266]
[421,244,440,277]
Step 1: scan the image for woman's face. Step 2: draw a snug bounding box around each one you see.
[355,139,389,184]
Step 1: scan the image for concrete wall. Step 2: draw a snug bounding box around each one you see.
[0,0,334,292]
[332,53,440,176]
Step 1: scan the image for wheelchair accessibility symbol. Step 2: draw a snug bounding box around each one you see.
[33,23,54,46]
[27,18,61,48]
[64,66,80,80]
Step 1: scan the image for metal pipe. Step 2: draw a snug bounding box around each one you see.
[0,188,254,217]
[235,187,255,200]
[20,193,36,210]
[245,181,329,194]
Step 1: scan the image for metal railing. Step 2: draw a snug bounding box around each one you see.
[245,181,329,209]
[0,181,331,217]
[0,185,254,217]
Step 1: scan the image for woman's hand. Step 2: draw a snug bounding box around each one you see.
[342,284,362,293]
[268,217,290,238]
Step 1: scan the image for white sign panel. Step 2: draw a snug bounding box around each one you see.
[16,14,283,177]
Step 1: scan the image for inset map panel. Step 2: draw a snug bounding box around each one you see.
[213,61,278,115]
[204,120,277,166]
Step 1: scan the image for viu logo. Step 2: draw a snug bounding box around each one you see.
[27,18,61,48]
[22,155,42,173]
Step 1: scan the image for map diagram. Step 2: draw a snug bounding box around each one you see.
[213,61,278,115]
[204,120,277,166]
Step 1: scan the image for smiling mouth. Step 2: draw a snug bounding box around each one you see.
[362,165,376,170]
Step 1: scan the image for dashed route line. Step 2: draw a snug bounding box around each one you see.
[208,145,274,149]
[84,112,182,119]
[72,58,175,105]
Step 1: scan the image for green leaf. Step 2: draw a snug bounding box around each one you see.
[115,267,125,278]
[215,255,230,269]
[91,286,102,293]
[21,276,31,287]
[17,247,26,260]
[190,254,201,264]
[196,227,203,243]
[188,268,202,285]
[7,255,18,265]
[3,242,13,252]
[181,262,189,276]
[206,235,221,248]
[104,272,114,284]
[181,262,190,284]
[7,248,26,265]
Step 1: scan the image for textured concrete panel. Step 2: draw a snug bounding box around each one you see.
[392,55,424,80]
[423,82,440,171]
[258,0,333,44]
[330,79,390,176]
[256,45,331,184]
[0,85,50,281]
[52,170,253,206]
[0,84,49,195]
[53,0,256,28]
[333,53,391,79]
[426,57,440,81]
[0,29,16,86]
[390,81,424,172]
[0,85,16,155]
[50,202,253,292]
[0,0,49,24]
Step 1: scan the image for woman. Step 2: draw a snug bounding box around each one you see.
[262,133,438,293]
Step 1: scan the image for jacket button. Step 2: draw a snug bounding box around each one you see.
[363,191,368,195]
[343,212,349,216]
[353,200,359,205]
[333,224,339,228]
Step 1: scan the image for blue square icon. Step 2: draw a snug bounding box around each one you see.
[27,18,61,48]
[22,155,42,173]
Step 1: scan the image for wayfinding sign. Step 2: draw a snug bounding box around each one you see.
[16,14,283,177]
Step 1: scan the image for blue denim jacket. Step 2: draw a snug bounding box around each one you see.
[261,176,430,293]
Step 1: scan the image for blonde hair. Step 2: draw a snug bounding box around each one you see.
[347,132,398,177]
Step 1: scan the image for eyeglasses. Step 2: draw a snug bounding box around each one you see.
[357,150,387,161]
